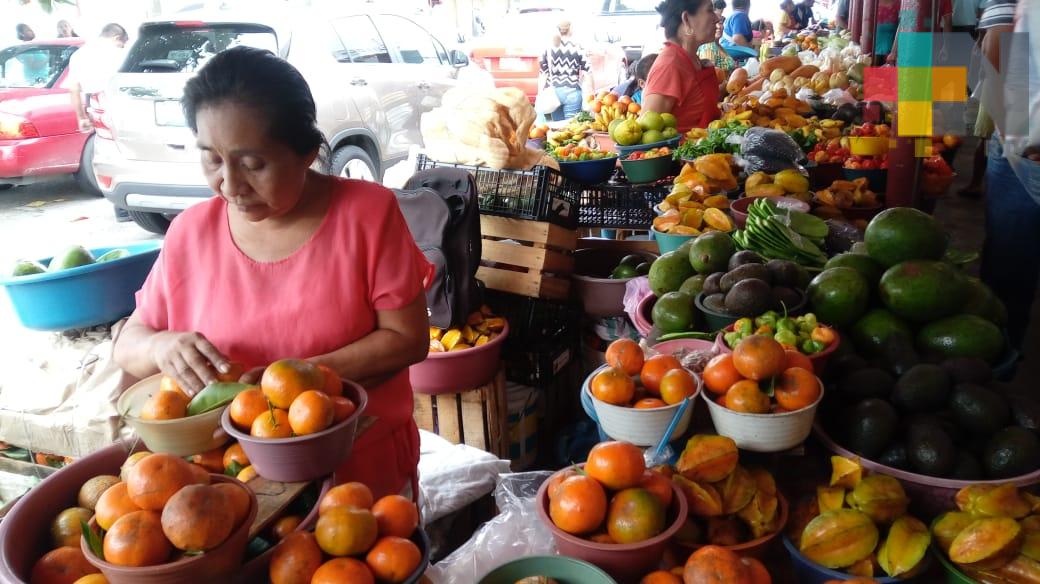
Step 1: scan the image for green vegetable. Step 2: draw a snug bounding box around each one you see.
[575,111,595,123]
[788,129,819,153]
[657,331,718,342]
[186,382,251,417]
[777,317,797,333]
[724,331,742,348]
[775,329,799,346]
[674,121,750,159]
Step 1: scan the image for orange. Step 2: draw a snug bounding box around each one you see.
[50,507,91,548]
[702,354,743,395]
[607,488,665,544]
[372,495,419,538]
[78,475,120,511]
[546,468,579,500]
[251,408,292,439]
[605,339,645,376]
[189,447,225,474]
[311,558,374,584]
[119,451,151,482]
[743,557,773,584]
[634,398,668,409]
[319,482,374,515]
[269,531,323,584]
[639,471,673,508]
[549,475,607,535]
[160,484,234,551]
[315,506,378,557]
[270,515,302,541]
[774,366,821,411]
[186,463,210,485]
[212,482,251,528]
[659,368,697,405]
[103,510,172,567]
[784,349,814,374]
[30,547,100,584]
[366,536,421,583]
[330,396,357,423]
[139,390,188,420]
[585,441,646,490]
[724,380,771,414]
[261,359,324,409]
[222,443,250,470]
[316,364,343,397]
[229,388,269,431]
[640,355,682,395]
[684,545,753,584]
[641,571,682,584]
[732,335,787,381]
[125,453,195,511]
[288,390,334,436]
[95,482,141,531]
[590,367,635,406]
[159,375,187,399]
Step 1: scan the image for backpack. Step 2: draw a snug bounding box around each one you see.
[395,168,483,329]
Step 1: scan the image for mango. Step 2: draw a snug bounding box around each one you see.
[673,476,724,517]
[800,509,879,569]
[747,184,787,197]
[817,486,846,513]
[961,484,1032,519]
[830,456,863,489]
[949,517,1023,569]
[846,475,909,525]
[676,435,738,483]
[932,511,976,553]
[878,516,931,577]
[774,169,810,194]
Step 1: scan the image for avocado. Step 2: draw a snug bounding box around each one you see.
[877,443,910,470]
[917,314,1005,364]
[636,262,651,276]
[951,450,985,480]
[1007,393,1040,433]
[984,426,1040,479]
[940,357,993,385]
[908,423,957,477]
[851,308,914,357]
[703,293,728,314]
[95,248,131,262]
[728,250,764,271]
[772,286,802,313]
[890,364,952,413]
[959,277,1007,326]
[824,252,884,289]
[679,274,707,296]
[720,264,772,293]
[48,245,95,271]
[844,398,899,459]
[611,264,639,279]
[949,383,1010,435]
[808,267,870,327]
[619,254,645,267]
[879,260,967,322]
[829,353,869,379]
[703,273,724,296]
[877,333,920,377]
[864,207,948,268]
[689,232,736,275]
[765,259,807,289]
[838,368,895,401]
[850,241,869,255]
[652,291,696,333]
[11,259,46,277]
[724,278,774,317]
[647,250,696,296]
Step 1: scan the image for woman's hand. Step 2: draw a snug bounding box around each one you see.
[150,331,231,397]
[239,366,266,385]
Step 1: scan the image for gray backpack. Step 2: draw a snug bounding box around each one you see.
[395,168,483,329]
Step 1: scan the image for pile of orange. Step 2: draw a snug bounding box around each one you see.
[591,339,698,409]
[547,441,674,545]
[141,363,246,420]
[269,482,423,584]
[702,335,821,414]
[638,545,773,583]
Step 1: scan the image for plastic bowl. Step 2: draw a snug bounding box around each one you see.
[694,292,740,332]
[651,228,696,254]
[730,196,811,229]
[715,324,840,376]
[676,493,789,560]
[82,474,258,584]
[557,156,618,185]
[782,535,932,583]
[592,132,616,152]
[932,544,976,584]
[849,136,890,157]
[701,380,823,452]
[118,374,229,457]
[620,154,678,184]
[813,423,1040,518]
[615,135,682,157]
[409,322,509,394]
[221,381,369,482]
[0,242,161,331]
[842,167,887,192]
[536,466,688,583]
[583,365,700,446]
[634,294,655,337]
[573,249,657,318]
[479,556,617,584]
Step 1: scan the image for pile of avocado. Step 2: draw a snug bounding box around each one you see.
[697,251,809,317]
[608,255,651,279]
[11,245,130,277]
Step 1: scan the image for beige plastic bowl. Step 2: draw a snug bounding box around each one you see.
[583,365,700,447]
[700,381,823,452]
[118,374,229,457]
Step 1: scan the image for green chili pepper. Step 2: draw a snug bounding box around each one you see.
[724,331,743,349]
[186,382,251,417]
[775,329,798,347]
[777,317,797,333]
[735,318,753,335]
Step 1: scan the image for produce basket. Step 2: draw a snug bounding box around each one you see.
[486,290,578,385]
[0,241,161,331]
[716,322,838,375]
[620,154,678,184]
[409,322,509,394]
[781,535,932,584]
[572,248,657,317]
[416,154,579,228]
[118,374,228,457]
[652,228,696,254]
[557,157,618,185]
[582,365,700,446]
[701,380,823,452]
[578,182,670,228]
[479,556,617,584]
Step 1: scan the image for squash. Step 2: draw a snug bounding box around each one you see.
[726,67,748,94]
[738,76,766,96]
[760,55,801,78]
[790,64,820,79]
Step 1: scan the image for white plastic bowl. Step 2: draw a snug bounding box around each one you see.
[118,374,228,457]
[700,380,823,452]
[583,365,700,446]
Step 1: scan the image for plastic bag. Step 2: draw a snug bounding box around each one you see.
[623,277,653,335]
[740,127,806,174]
[821,88,858,108]
[425,471,555,584]
[417,430,511,524]
[743,57,760,78]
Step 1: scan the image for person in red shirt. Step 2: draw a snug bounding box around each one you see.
[642,0,723,133]
[113,47,431,499]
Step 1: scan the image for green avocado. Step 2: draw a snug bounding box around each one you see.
[824,252,884,289]
[48,245,95,271]
[688,231,736,275]
[807,267,870,327]
[959,276,1007,326]
[890,364,952,413]
[908,422,957,477]
[864,207,947,268]
[984,426,1040,479]
[917,314,1005,364]
[948,383,1010,436]
[844,398,899,459]
[611,263,639,279]
[850,308,914,357]
[679,274,707,296]
[11,259,46,277]
[652,291,695,334]
[647,250,695,296]
[879,260,967,322]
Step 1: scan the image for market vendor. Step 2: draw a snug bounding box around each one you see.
[643,0,723,133]
[719,0,759,61]
[112,47,431,500]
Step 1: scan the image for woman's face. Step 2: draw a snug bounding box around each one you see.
[684,3,719,47]
[195,101,317,223]
[714,16,724,40]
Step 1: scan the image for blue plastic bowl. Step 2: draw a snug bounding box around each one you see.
[1,241,161,331]
[615,134,681,157]
[557,156,618,185]
[782,535,932,583]
[651,227,695,254]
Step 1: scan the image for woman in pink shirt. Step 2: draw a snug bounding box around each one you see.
[112,47,431,499]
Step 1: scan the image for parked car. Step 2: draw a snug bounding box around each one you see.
[0,38,98,193]
[594,0,667,64]
[91,6,472,234]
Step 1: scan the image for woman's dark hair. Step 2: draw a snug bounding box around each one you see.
[182,46,329,170]
[713,0,727,10]
[656,0,711,38]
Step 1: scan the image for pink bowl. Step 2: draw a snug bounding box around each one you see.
[409,322,508,394]
[715,325,841,376]
[651,338,727,359]
[675,492,789,561]
[634,294,655,337]
[537,466,688,582]
[730,196,812,229]
[221,380,368,482]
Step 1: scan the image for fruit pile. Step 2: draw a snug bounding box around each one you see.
[848,122,889,138]
[591,339,698,408]
[624,146,671,161]
[744,169,812,201]
[610,111,680,147]
[12,244,130,277]
[732,198,830,267]
[429,307,506,353]
[139,364,248,422]
[654,155,739,235]
[807,140,850,164]
[929,133,961,156]
[813,178,879,210]
[789,457,930,579]
[702,335,822,414]
[723,312,836,358]
[608,255,652,279]
[843,154,887,170]
[548,143,615,162]
[587,91,640,132]
[717,87,815,130]
[696,251,810,320]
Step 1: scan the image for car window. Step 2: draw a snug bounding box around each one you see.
[374,15,445,65]
[330,15,391,64]
[122,23,277,73]
[0,44,77,88]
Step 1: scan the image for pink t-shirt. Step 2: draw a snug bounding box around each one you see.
[135,178,430,442]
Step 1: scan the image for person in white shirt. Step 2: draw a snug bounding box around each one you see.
[66,23,128,132]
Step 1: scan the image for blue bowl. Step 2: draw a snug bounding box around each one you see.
[1,241,161,331]
[615,135,681,157]
[782,535,932,583]
[557,156,618,185]
[651,227,695,254]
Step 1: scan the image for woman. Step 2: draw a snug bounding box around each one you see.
[720,0,759,61]
[57,20,78,38]
[698,10,737,75]
[643,0,722,133]
[539,20,590,121]
[874,0,901,61]
[778,0,799,36]
[113,47,431,499]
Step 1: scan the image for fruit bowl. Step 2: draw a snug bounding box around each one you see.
[557,156,618,185]
[409,322,509,394]
[701,380,823,452]
[479,556,617,584]
[848,136,890,157]
[573,249,657,318]
[118,374,229,457]
[781,535,932,584]
[615,135,682,157]
[582,365,701,446]
[676,492,789,560]
[651,227,697,254]
[634,293,656,337]
[620,153,678,184]
[715,324,840,375]
[730,196,811,229]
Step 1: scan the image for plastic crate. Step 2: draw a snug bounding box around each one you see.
[576,181,671,228]
[485,290,578,387]
[416,154,579,229]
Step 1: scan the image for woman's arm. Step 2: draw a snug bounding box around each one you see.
[642,93,677,117]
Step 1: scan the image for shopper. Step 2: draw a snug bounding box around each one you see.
[698,11,737,75]
[720,0,758,60]
[874,0,900,61]
[56,19,78,38]
[885,0,952,64]
[15,23,35,42]
[538,20,590,121]
[643,0,722,132]
[612,53,658,104]
[778,0,799,36]
[113,46,430,499]
[792,0,815,29]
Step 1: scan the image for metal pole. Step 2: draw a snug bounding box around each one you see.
[859,0,877,55]
[850,0,863,40]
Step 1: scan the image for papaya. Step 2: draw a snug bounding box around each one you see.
[878,516,931,577]
[800,509,880,569]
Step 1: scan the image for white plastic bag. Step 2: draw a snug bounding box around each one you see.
[743,57,760,78]
[417,430,511,525]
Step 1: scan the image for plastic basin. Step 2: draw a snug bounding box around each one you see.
[572,249,657,318]
[849,136,890,157]
[634,294,655,337]
[582,365,700,446]
[409,322,509,394]
[813,423,1040,518]
[221,381,369,482]
[701,381,823,452]
[615,135,681,157]
[118,374,228,457]
[620,154,678,184]
[479,556,617,583]
[82,474,258,584]
[558,157,618,185]
[729,196,811,229]
[0,242,161,331]
[694,293,740,332]
[715,324,840,376]
[651,228,696,254]
[676,493,789,561]
[842,167,887,192]
[592,132,616,152]
[537,466,688,583]
[782,535,932,583]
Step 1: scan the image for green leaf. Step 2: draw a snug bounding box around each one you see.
[225,461,245,477]
[81,519,104,559]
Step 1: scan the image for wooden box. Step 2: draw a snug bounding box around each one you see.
[412,371,508,458]
[479,215,576,301]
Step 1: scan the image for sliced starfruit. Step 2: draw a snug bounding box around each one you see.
[818,486,846,513]
[429,327,443,341]
[703,208,733,232]
[429,339,446,353]
[681,208,704,229]
[878,516,931,577]
[441,329,463,351]
[949,517,1023,569]
[714,465,757,515]
[830,456,863,489]
[932,511,975,553]
[745,171,772,191]
[847,475,908,525]
[670,225,700,235]
[462,325,480,344]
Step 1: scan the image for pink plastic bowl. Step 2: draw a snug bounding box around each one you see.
[634,294,655,337]
[536,466,688,582]
[221,380,368,482]
[409,322,508,394]
[715,325,841,376]
[730,196,811,229]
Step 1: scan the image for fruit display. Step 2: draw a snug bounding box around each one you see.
[921,155,955,197]
[610,110,679,147]
[137,364,248,422]
[848,123,889,139]
[587,91,641,132]
[813,178,879,210]
[807,140,850,164]
[732,198,829,267]
[789,457,931,579]
[723,312,836,357]
[744,169,812,201]
[592,339,698,407]
[429,306,506,353]
[843,154,887,170]
[624,147,672,161]
[654,157,739,235]
[11,244,132,277]
[609,255,652,279]
[547,143,615,162]
[702,335,821,414]
[696,251,810,320]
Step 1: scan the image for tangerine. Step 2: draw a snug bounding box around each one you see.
[546,468,579,500]
[732,335,787,381]
[261,359,324,409]
[251,408,292,439]
[139,390,188,421]
[607,487,665,544]
[319,482,374,515]
[641,571,682,584]
[640,355,682,395]
[315,506,378,557]
[287,390,334,435]
[366,536,421,583]
[229,388,269,431]
[269,531,323,584]
[222,443,250,470]
[78,475,120,511]
[330,396,357,423]
[30,547,99,584]
[186,463,210,485]
[743,557,773,584]
[311,558,374,584]
[316,364,343,397]
[549,475,607,535]
[125,453,195,511]
[634,398,668,409]
[702,354,744,395]
[212,482,251,528]
[94,482,141,531]
[605,339,645,376]
[103,510,172,567]
[590,367,635,406]
[659,368,697,405]
[639,471,674,508]
[159,375,187,399]
[161,484,234,551]
[119,452,151,482]
[585,441,646,490]
[684,545,752,584]
[50,507,92,548]
[270,515,302,541]
[774,366,821,411]
[189,447,225,474]
[724,380,771,414]
[372,495,419,538]
[784,349,814,374]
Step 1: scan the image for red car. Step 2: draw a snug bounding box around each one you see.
[0,38,97,192]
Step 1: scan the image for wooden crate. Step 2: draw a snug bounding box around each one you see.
[479,215,576,301]
[413,371,508,458]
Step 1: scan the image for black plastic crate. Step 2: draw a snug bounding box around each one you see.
[416,154,579,229]
[485,290,579,387]
[576,181,671,229]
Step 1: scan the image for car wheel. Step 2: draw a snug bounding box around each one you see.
[128,210,171,234]
[74,135,102,196]
[330,145,379,182]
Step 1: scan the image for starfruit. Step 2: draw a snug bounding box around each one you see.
[877,516,931,577]
[485,317,506,332]
[830,457,863,489]
[959,484,1032,519]
[847,556,875,578]
[703,208,733,232]
[674,164,699,185]
[932,511,976,553]
[707,516,745,546]
[714,465,757,515]
[702,195,729,209]
[800,509,880,569]
[653,212,680,232]
[745,171,772,191]
[474,335,490,347]
[747,184,787,197]
[693,154,733,182]
[949,517,1023,569]
[774,169,810,194]
[738,490,780,539]
[450,343,471,351]
[968,555,1040,583]
[429,339,445,353]
[429,327,443,340]
[676,435,738,483]
[673,475,724,517]
[665,191,693,208]
[818,486,846,513]
[681,208,704,229]
[671,225,700,235]
[846,475,909,525]
[462,325,480,344]
[1023,529,1040,562]
[441,329,463,350]
[748,467,777,497]
[1025,492,1040,513]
